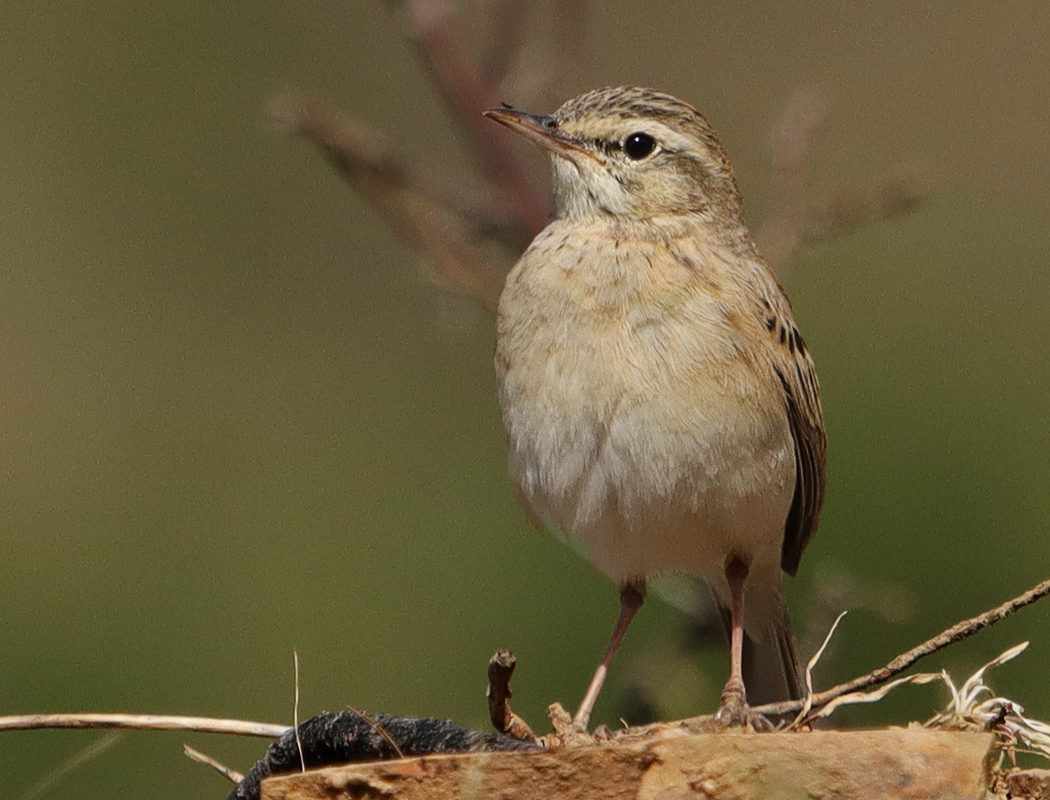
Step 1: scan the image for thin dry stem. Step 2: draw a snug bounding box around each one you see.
[183,744,243,784]
[790,610,849,728]
[0,713,288,738]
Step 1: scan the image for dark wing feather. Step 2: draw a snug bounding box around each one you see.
[774,360,826,575]
[759,279,827,577]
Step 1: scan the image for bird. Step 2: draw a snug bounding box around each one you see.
[483,86,826,730]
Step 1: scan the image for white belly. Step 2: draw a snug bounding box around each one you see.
[503,373,795,584]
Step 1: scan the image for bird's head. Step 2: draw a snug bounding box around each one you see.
[485,86,744,225]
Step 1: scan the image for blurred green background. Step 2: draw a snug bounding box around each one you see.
[2,1,1049,796]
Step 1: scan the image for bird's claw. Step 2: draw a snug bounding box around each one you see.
[716,690,774,732]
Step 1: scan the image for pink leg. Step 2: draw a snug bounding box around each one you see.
[573,580,646,730]
[720,558,749,708]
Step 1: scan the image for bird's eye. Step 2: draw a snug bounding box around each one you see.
[623,132,656,160]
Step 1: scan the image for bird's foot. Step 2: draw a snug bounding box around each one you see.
[545,702,597,747]
[716,684,774,732]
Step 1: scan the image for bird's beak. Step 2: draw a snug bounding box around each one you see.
[483,108,605,166]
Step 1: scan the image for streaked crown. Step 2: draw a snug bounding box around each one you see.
[547,87,744,223]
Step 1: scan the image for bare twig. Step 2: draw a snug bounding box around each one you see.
[0,713,288,738]
[756,577,1050,720]
[487,650,538,742]
[271,90,506,313]
[182,744,243,784]
[17,731,123,800]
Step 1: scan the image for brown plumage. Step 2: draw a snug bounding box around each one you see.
[485,87,827,729]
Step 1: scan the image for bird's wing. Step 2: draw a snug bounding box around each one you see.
[758,279,827,576]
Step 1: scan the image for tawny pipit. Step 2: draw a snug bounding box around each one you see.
[485,87,826,729]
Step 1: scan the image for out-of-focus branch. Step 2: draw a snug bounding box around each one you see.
[271,90,505,313]
[758,87,931,276]
[17,732,124,800]
[756,87,830,274]
[801,167,930,245]
[483,0,532,85]
[387,0,548,237]
[281,6,931,321]
[546,0,590,106]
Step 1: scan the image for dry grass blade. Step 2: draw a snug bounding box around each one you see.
[923,642,1050,762]
[929,642,1030,727]
[811,672,945,721]
[793,639,1050,759]
[294,650,305,773]
[789,610,848,729]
